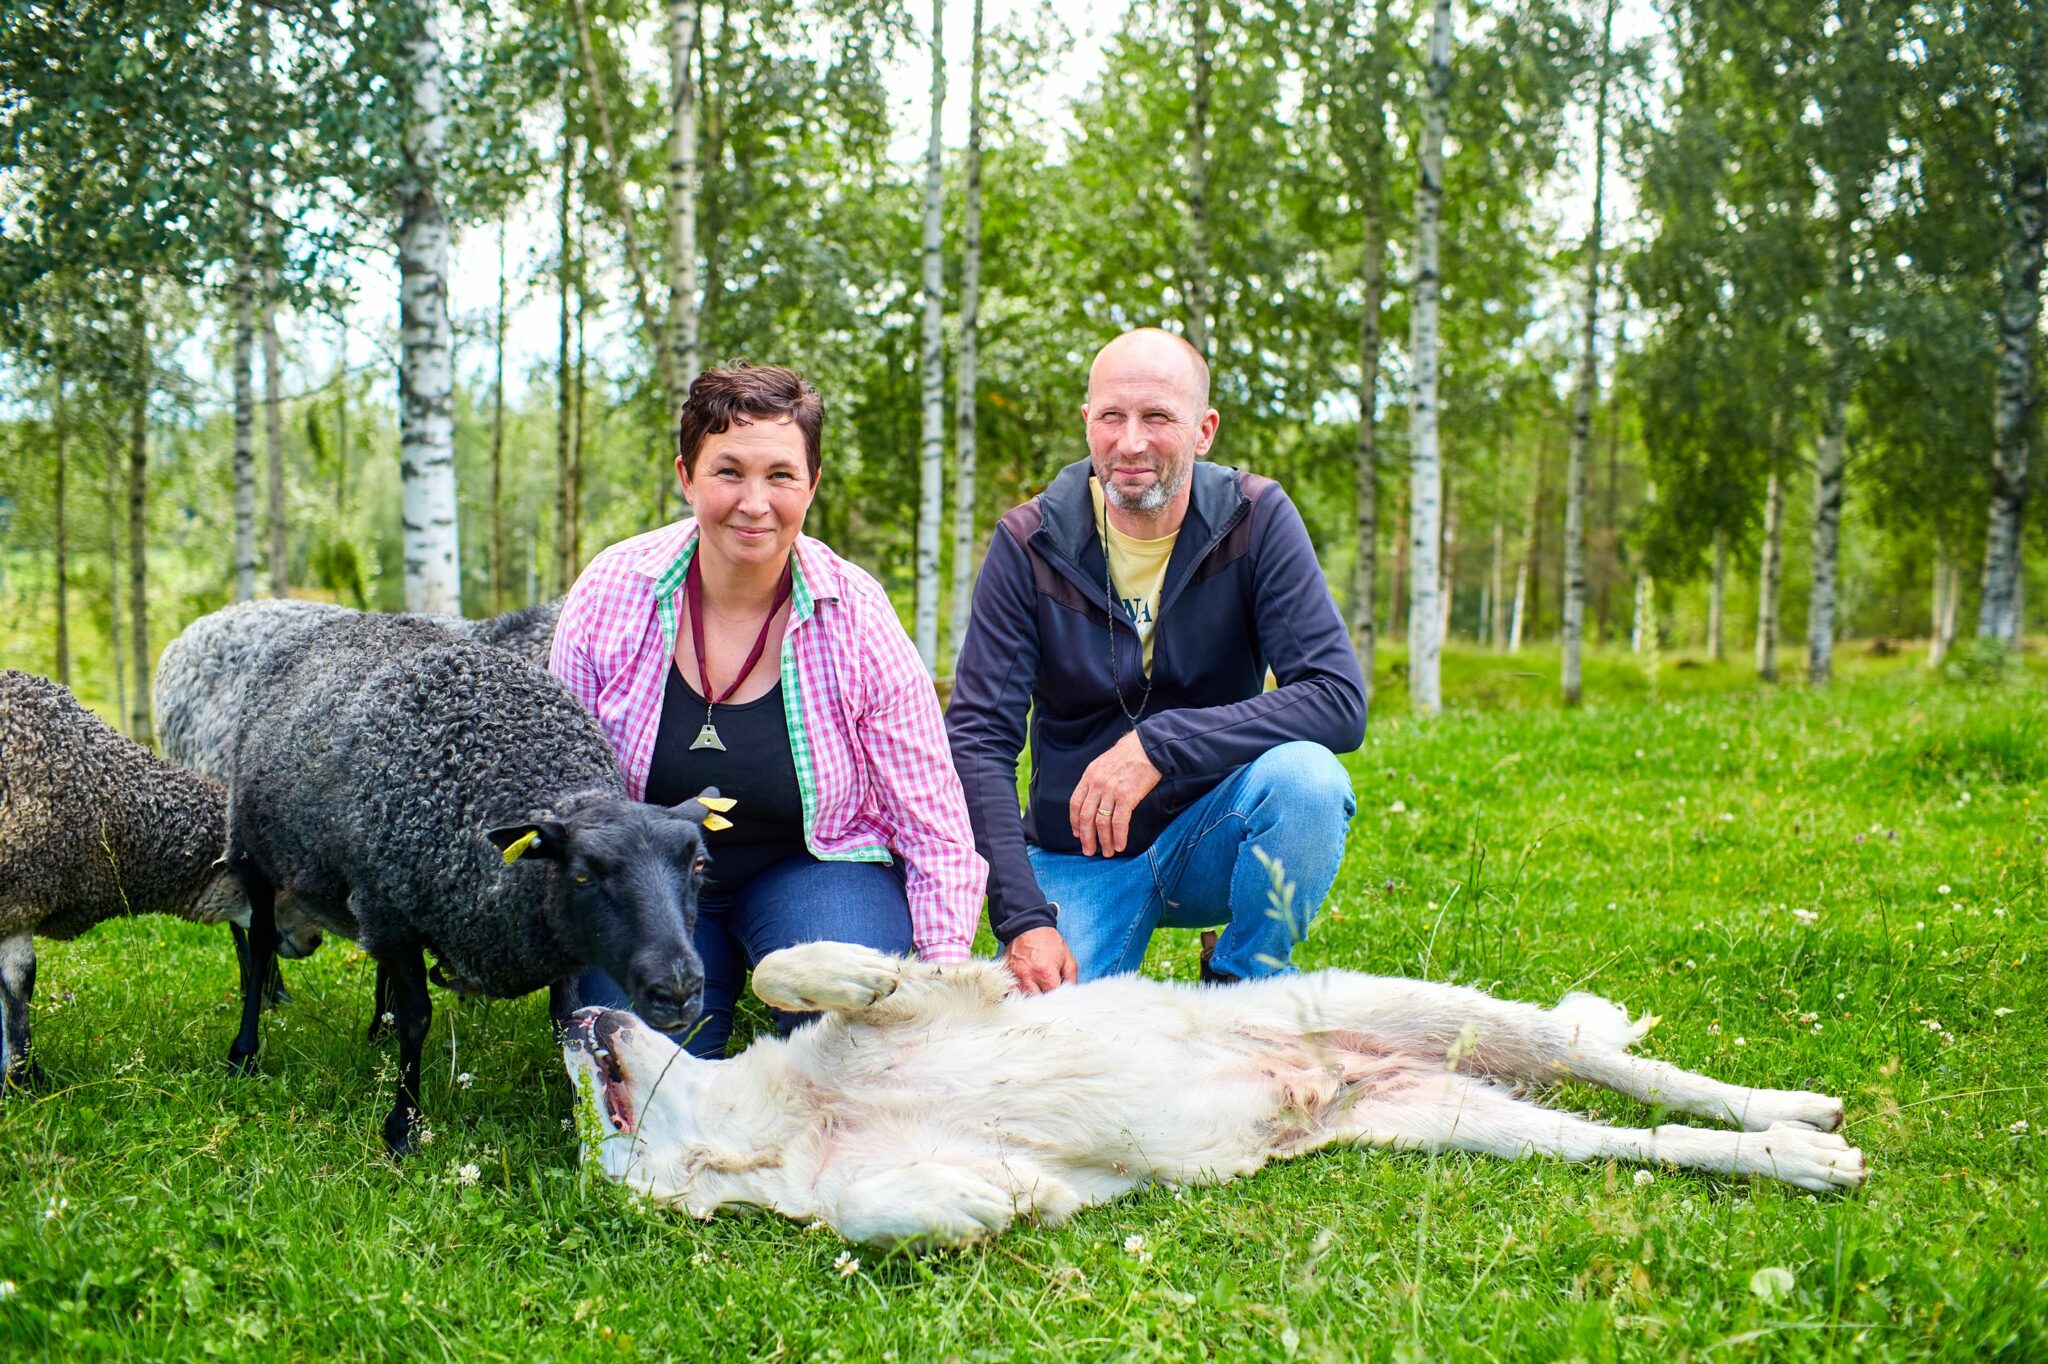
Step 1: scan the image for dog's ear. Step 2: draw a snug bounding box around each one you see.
[487,818,569,863]
[673,787,735,832]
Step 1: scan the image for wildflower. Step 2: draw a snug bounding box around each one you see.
[1811,1022,1823,1034]
[1387,800,1407,814]
[1942,1031,1956,1047]
[690,1251,709,1267]
[1799,1012,1818,1025]
[1792,908,1819,925]
[1634,748,1645,759]
[1958,792,1972,805]
[381,1011,396,1028]
[1938,884,1951,896]
[457,1072,475,1090]
[41,1197,68,1221]
[1920,1019,1943,1032]
[1683,959,1697,970]
[2011,1121,2029,1136]
[1995,1007,2014,1018]
[1123,1233,1147,1256]
[834,1250,860,1278]
[1993,908,2007,919]
[1734,1036,1748,1047]
[418,1125,436,1147]
[1633,1169,1655,1187]
[1749,1266,1796,1302]
[1707,1023,1721,1035]
[455,1163,480,1187]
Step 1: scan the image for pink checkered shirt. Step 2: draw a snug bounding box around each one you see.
[549,520,986,962]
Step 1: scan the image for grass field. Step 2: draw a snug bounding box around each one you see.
[1,646,2042,1360]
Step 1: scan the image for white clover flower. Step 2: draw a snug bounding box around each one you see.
[2011,1121,2030,1136]
[1734,1036,1748,1047]
[1123,1233,1146,1256]
[1793,908,1819,925]
[1799,1012,1819,1025]
[1938,885,1951,896]
[1387,800,1406,814]
[418,1126,436,1147]
[1633,1169,1655,1187]
[457,1072,475,1090]
[1942,1031,1956,1047]
[1920,1019,1943,1032]
[834,1250,860,1278]
[1683,959,1697,970]
[456,1163,480,1187]
[689,1251,709,1267]
[1993,908,2006,919]
[1707,1023,1721,1036]
[1811,1022,1824,1034]
[381,1011,396,1027]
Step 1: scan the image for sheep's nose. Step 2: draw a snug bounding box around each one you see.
[637,977,701,1031]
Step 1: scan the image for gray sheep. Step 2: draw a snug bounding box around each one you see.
[0,670,250,1087]
[154,596,565,990]
[224,613,709,1155]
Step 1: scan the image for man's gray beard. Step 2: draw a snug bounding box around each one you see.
[1103,460,1190,515]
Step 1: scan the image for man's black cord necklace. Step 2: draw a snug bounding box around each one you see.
[1101,485,1153,724]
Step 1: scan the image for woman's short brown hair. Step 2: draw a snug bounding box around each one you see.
[676,361,824,481]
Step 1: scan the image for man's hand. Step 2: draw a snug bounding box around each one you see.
[1004,926,1078,994]
[1067,729,1163,856]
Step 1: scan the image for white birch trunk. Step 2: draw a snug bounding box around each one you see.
[1488,519,1505,649]
[1186,0,1214,355]
[397,8,461,614]
[1807,358,1849,685]
[1929,537,1952,666]
[1439,494,1456,638]
[1756,466,1784,681]
[104,447,125,732]
[1560,0,1614,706]
[232,259,258,603]
[261,285,287,597]
[1979,79,2044,641]
[1940,558,1961,657]
[1406,0,1451,715]
[1708,529,1726,661]
[913,0,946,675]
[948,0,985,671]
[127,296,152,744]
[556,115,576,597]
[667,0,702,450]
[490,220,508,613]
[52,353,69,684]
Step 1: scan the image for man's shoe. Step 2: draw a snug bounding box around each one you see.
[1199,930,1239,986]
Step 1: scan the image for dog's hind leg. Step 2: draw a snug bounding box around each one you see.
[1331,1069,1865,1194]
[752,941,1012,1024]
[1530,994,1845,1133]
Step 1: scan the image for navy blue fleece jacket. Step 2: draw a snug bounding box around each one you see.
[945,457,1367,945]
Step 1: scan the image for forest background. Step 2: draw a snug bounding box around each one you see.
[0,0,2041,728]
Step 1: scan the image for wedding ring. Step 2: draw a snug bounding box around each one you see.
[1096,806,1113,818]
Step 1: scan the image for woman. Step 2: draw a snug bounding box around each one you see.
[549,362,985,1057]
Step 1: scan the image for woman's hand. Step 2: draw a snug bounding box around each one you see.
[1004,927,1079,994]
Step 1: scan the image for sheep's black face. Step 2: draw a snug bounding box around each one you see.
[489,799,707,1034]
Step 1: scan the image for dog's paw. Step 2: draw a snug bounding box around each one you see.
[1749,1123,1866,1193]
[832,1164,1017,1249]
[1734,1088,1844,1133]
[752,941,905,1014]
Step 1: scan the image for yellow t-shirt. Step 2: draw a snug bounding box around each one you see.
[1091,479,1179,673]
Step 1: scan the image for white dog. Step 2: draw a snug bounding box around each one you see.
[562,943,1865,1247]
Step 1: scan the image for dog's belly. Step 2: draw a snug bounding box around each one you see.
[798,1011,1421,1193]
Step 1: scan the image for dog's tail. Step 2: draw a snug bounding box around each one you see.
[1551,991,1656,1053]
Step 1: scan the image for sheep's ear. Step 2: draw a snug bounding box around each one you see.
[673,787,736,833]
[486,820,567,864]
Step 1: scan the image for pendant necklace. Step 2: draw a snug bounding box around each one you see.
[684,552,795,752]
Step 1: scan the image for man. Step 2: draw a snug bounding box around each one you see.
[947,328,1365,992]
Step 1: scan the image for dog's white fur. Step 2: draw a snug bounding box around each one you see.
[562,943,1865,1247]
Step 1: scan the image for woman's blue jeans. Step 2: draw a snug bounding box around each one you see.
[550,855,913,1058]
[1026,741,1357,981]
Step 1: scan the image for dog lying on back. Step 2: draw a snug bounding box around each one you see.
[563,943,1865,1247]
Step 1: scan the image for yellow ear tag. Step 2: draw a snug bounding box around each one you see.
[701,812,734,832]
[501,830,541,864]
[697,795,737,814]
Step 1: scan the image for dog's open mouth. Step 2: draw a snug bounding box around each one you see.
[568,1009,640,1136]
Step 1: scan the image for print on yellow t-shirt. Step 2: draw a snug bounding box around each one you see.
[1091,478,1179,674]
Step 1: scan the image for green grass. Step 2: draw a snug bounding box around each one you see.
[2,650,2043,1360]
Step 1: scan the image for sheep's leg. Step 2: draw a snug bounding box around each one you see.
[1327,1069,1865,1194]
[230,922,292,1011]
[752,941,1010,1024]
[0,932,41,1091]
[826,1161,1019,1249]
[379,947,433,1158]
[366,963,394,1043]
[226,865,280,1076]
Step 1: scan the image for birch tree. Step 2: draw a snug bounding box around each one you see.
[1185,0,1214,355]
[668,0,702,442]
[125,288,151,743]
[232,259,258,602]
[1560,0,1615,707]
[1756,463,1783,680]
[948,0,985,670]
[261,286,287,597]
[913,0,946,674]
[1407,0,1450,715]
[52,346,70,684]
[1978,9,2045,642]
[396,6,461,615]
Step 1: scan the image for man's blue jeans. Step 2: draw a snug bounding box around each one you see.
[550,856,913,1059]
[1026,741,1357,981]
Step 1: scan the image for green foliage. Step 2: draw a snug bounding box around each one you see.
[0,662,2041,1357]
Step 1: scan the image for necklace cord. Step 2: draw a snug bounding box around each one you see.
[1100,482,1153,725]
[685,551,795,725]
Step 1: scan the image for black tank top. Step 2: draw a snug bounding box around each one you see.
[644,662,812,891]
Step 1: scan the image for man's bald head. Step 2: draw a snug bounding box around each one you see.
[1087,328,1211,411]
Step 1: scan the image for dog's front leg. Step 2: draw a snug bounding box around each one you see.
[753,941,1011,1023]
[826,1162,1019,1249]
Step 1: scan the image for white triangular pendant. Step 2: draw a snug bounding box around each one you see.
[690,723,727,752]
